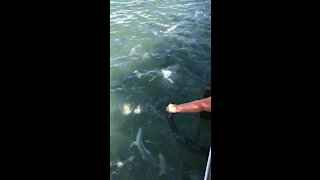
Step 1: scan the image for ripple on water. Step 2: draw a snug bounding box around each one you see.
[110,0,211,179]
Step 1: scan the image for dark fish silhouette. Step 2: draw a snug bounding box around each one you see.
[129,127,158,167]
[110,154,135,180]
[167,113,208,157]
[159,153,177,180]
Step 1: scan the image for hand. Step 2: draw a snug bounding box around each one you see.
[166,103,178,113]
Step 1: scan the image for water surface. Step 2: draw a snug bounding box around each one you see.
[110,0,211,179]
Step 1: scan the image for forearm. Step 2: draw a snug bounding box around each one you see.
[176,97,211,113]
[175,100,202,113]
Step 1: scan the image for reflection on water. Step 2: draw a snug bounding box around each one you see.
[110,0,211,179]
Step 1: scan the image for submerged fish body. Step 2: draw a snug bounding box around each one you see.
[129,47,136,56]
[164,22,182,35]
[110,156,135,175]
[110,171,119,180]
[159,153,177,180]
[143,52,150,60]
[110,149,142,180]
[161,69,174,83]
[161,64,180,83]
[110,162,118,172]
[167,114,208,157]
[130,127,158,167]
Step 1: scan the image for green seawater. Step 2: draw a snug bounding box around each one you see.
[110,0,211,179]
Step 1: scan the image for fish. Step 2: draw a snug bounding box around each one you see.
[159,153,177,180]
[161,65,180,83]
[167,113,208,157]
[110,171,119,180]
[164,22,182,35]
[161,69,174,83]
[129,47,136,56]
[110,154,135,173]
[129,127,158,167]
[143,52,150,60]
[110,149,141,180]
[110,148,136,179]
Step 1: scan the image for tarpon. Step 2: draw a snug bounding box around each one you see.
[167,113,208,157]
[129,127,158,167]
[164,22,182,35]
[159,153,177,180]
[110,149,140,180]
[110,154,135,175]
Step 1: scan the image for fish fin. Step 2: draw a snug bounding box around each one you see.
[128,155,135,162]
[129,141,137,151]
[145,148,151,154]
[165,77,174,83]
[144,140,153,144]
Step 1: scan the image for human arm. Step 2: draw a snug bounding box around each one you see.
[166,96,211,113]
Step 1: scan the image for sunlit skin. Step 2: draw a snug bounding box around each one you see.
[166,96,211,113]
